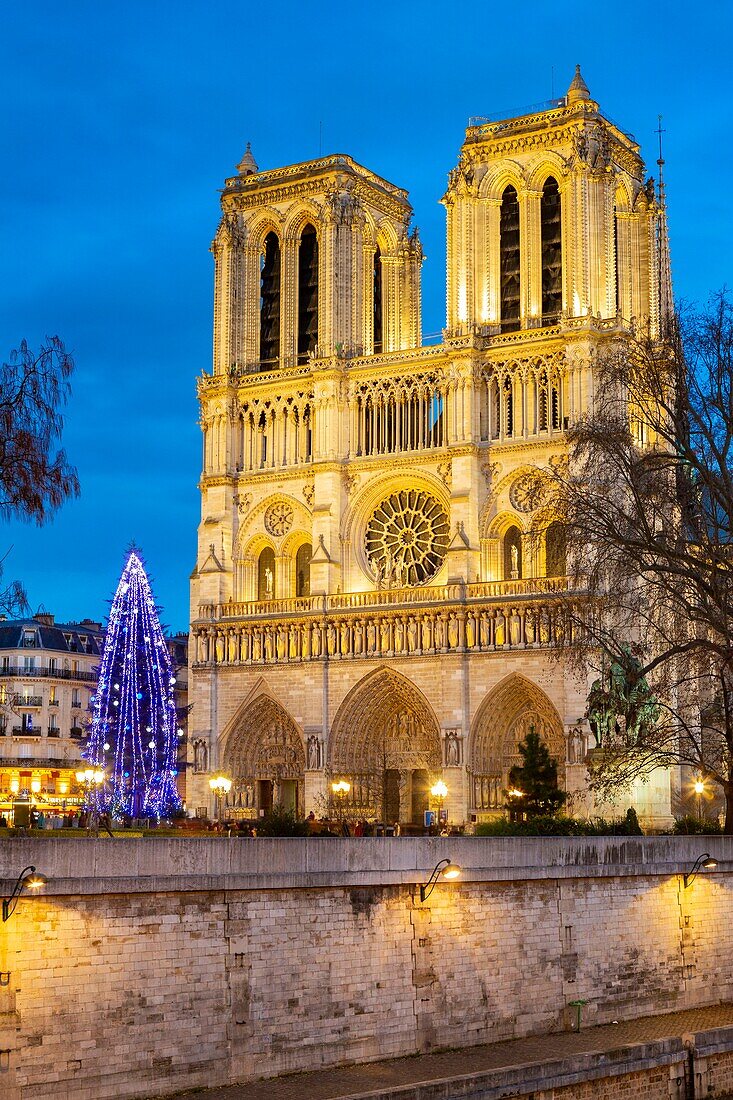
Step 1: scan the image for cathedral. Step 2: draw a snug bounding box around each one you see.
[188,67,674,828]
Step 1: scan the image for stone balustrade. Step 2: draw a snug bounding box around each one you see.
[191,577,580,667]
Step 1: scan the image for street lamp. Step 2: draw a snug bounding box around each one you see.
[430,780,448,827]
[693,778,706,821]
[209,775,232,822]
[683,853,718,888]
[2,866,48,922]
[419,858,462,902]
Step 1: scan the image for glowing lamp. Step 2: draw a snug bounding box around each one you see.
[683,853,719,888]
[420,858,462,902]
[30,778,41,794]
[430,781,448,799]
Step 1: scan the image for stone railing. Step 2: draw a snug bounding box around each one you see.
[192,580,580,667]
[197,576,573,624]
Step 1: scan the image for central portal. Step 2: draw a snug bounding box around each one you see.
[329,669,443,825]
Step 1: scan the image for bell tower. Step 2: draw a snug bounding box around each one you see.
[443,65,666,337]
[211,149,423,375]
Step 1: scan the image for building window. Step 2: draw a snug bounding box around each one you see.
[23,656,35,672]
[500,185,521,332]
[373,246,383,354]
[296,543,312,597]
[260,232,281,368]
[504,525,522,580]
[545,522,567,577]
[23,630,36,647]
[541,177,562,323]
[48,657,57,673]
[258,548,276,601]
[297,224,319,365]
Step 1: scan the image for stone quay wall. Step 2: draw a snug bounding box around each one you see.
[1,836,732,1100]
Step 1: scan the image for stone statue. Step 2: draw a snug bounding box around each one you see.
[340,621,350,655]
[215,634,225,663]
[301,627,311,659]
[276,626,287,660]
[495,615,505,646]
[289,626,299,659]
[394,618,404,653]
[353,619,364,655]
[228,632,238,662]
[252,629,262,661]
[509,609,521,646]
[307,735,320,770]
[407,617,418,652]
[435,616,446,649]
[193,740,208,773]
[327,623,337,656]
[510,543,519,578]
[367,620,377,653]
[480,613,490,648]
[311,622,322,657]
[447,614,459,649]
[445,731,460,767]
[264,627,274,661]
[421,617,432,651]
[380,619,390,653]
[265,566,274,597]
[465,614,476,649]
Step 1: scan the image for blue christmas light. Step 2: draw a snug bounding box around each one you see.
[85,549,181,819]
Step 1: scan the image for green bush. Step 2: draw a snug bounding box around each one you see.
[255,806,311,837]
[474,808,645,837]
[672,814,723,835]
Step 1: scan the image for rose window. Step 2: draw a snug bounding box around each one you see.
[365,490,449,587]
[264,501,293,536]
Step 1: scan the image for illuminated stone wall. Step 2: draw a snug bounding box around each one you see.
[1,836,729,1099]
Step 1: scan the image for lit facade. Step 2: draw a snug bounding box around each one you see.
[0,613,103,818]
[189,69,675,827]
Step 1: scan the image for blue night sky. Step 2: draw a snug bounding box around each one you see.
[1,1,731,633]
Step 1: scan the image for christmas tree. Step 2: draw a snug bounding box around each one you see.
[507,726,567,819]
[85,550,181,818]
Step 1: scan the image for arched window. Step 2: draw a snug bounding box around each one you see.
[503,375,514,437]
[545,522,567,577]
[540,177,562,323]
[500,185,520,332]
[260,232,281,368]
[373,246,383,354]
[258,548,275,600]
[297,224,319,365]
[504,525,522,580]
[296,543,312,597]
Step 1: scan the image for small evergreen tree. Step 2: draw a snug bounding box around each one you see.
[507,727,567,819]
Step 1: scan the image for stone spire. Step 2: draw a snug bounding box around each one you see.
[237,142,258,176]
[566,64,590,105]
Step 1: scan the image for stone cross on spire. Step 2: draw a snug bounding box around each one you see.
[566,64,590,104]
[237,142,258,176]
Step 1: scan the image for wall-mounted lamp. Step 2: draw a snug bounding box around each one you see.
[683,853,718,889]
[420,858,461,902]
[2,865,48,922]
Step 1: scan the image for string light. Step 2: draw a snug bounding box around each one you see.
[84,549,181,819]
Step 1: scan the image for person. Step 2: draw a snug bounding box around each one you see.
[354,820,364,837]
[0,814,7,828]
[101,811,114,838]
[393,821,401,837]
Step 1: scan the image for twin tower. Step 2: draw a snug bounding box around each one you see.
[210,65,667,385]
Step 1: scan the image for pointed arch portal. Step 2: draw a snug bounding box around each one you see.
[329,669,442,825]
[222,694,306,817]
[469,674,565,812]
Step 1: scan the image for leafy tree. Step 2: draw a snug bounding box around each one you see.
[507,727,567,818]
[527,292,733,830]
[0,337,79,612]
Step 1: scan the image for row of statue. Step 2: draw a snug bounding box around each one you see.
[195,604,571,665]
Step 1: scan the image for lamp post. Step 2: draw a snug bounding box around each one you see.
[331,779,351,824]
[2,866,48,921]
[683,853,718,888]
[430,780,448,828]
[694,778,705,822]
[209,775,232,823]
[75,769,105,833]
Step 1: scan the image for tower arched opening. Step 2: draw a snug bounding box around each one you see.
[500,185,521,332]
[260,232,281,368]
[222,695,305,817]
[297,224,319,365]
[540,177,562,324]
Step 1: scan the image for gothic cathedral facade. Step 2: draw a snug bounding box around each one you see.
[189,68,674,827]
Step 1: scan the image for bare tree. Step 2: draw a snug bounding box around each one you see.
[529,293,733,829]
[0,337,80,613]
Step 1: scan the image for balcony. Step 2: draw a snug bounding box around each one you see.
[47,728,61,737]
[15,695,43,708]
[49,698,59,706]
[12,726,40,736]
[192,576,581,668]
[71,702,82,710]
[0,666,97,683]
[70,727,84,739]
